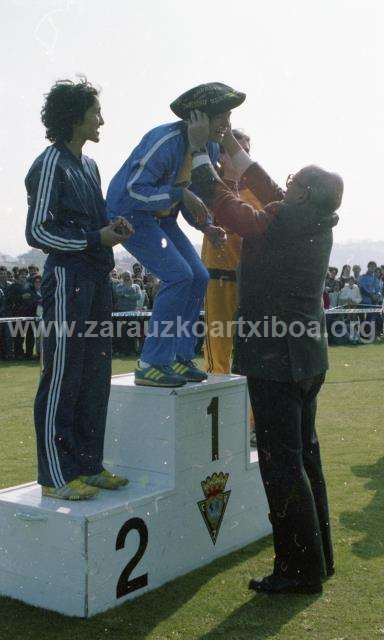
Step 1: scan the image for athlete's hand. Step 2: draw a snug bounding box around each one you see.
[182,188,210,226]
[188,110,210,151]
[99,221,134,247]
[204,225,227,248]
[110,217,134,237]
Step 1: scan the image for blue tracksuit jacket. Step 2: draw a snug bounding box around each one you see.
[106,121,219,225]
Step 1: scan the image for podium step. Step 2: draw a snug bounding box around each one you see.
[0,374,269,617]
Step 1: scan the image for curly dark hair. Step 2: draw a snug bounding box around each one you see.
[41,78,99,142]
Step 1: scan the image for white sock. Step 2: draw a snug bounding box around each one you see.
[139,360,150,368]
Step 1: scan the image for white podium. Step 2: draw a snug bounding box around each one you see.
[0,374,270,617]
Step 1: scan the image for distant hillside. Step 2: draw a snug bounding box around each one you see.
[193,241,384,270]
[2,241,384,272]
[0,252,16,266]
[0,249,47,270]
[329,241,384,269]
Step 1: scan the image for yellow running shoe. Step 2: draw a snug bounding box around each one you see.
[42,479,99,501]
[79,469,129,490]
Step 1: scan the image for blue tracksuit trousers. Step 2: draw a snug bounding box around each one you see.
[123,215,209,366]
[35,265,112,487]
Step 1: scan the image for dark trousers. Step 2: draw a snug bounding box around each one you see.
[0,320,13,357]
[35,266,112,487]
[366,312,383,338]
[247,374,333,584]
[9,319,35,357]
[13,324,25,357]
[25,322,36,357]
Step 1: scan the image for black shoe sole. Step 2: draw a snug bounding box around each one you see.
[134,379,186,387]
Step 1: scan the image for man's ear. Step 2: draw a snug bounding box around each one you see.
[297,187,311,205]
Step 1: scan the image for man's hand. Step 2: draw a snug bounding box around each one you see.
[187,110,210,151]
[220,150,239,182]
[264,201,281,216]
[221,129,243,157]
[182,188,210,226]
[204,225,227,248]
[100,219,134,248]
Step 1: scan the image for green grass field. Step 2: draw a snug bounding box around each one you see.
[1,346,384,640]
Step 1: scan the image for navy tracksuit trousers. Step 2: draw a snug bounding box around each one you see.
[35,265,112,487]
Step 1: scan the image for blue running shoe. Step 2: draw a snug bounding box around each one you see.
[134,362,187,387]
[172,358,208,382]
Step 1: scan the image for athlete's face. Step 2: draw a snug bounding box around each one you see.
[76,98,104,144]
[208,111,231,143]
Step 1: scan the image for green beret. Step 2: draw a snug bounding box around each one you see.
[170,82,246,119]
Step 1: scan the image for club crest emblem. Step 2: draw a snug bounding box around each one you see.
[197,472,231,545]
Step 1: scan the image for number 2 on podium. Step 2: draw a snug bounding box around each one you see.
[207,397,219,461]
[116,518,148,598]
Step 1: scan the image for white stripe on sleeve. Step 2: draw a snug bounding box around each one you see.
[31,147,87,251]
[127,130,181,204]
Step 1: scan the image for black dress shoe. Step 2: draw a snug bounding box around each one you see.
[326,565,335,578]
[249,574,323,595]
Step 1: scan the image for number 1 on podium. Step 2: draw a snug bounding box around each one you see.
[207,397,219,461]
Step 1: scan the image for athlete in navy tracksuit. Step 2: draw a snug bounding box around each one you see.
[25,80,132,498]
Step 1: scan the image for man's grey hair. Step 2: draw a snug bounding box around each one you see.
[296,165,344,212]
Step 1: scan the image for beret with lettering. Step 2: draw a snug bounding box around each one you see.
[170,82,246,119]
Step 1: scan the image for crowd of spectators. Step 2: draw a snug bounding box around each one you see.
[110,263,161,356]
[110,262,160,313]
[0,261,161,360]
[1,260,384,360]
[0,264,42,360]
[324,261,384,344]
[324,262,384,307]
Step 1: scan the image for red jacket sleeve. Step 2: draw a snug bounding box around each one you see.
[239,162,284,207]
[191,158,284,239]
[210,162,284,239]
[209,188,277,238]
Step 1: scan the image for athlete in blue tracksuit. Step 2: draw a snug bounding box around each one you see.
[25,79,132,499]
[106,82,245,387]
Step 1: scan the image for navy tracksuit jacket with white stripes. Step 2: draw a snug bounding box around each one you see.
[25,142,114,487]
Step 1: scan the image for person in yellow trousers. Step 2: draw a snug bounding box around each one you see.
[202,130,264,374]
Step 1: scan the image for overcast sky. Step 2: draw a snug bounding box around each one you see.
[1,0,383,256]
